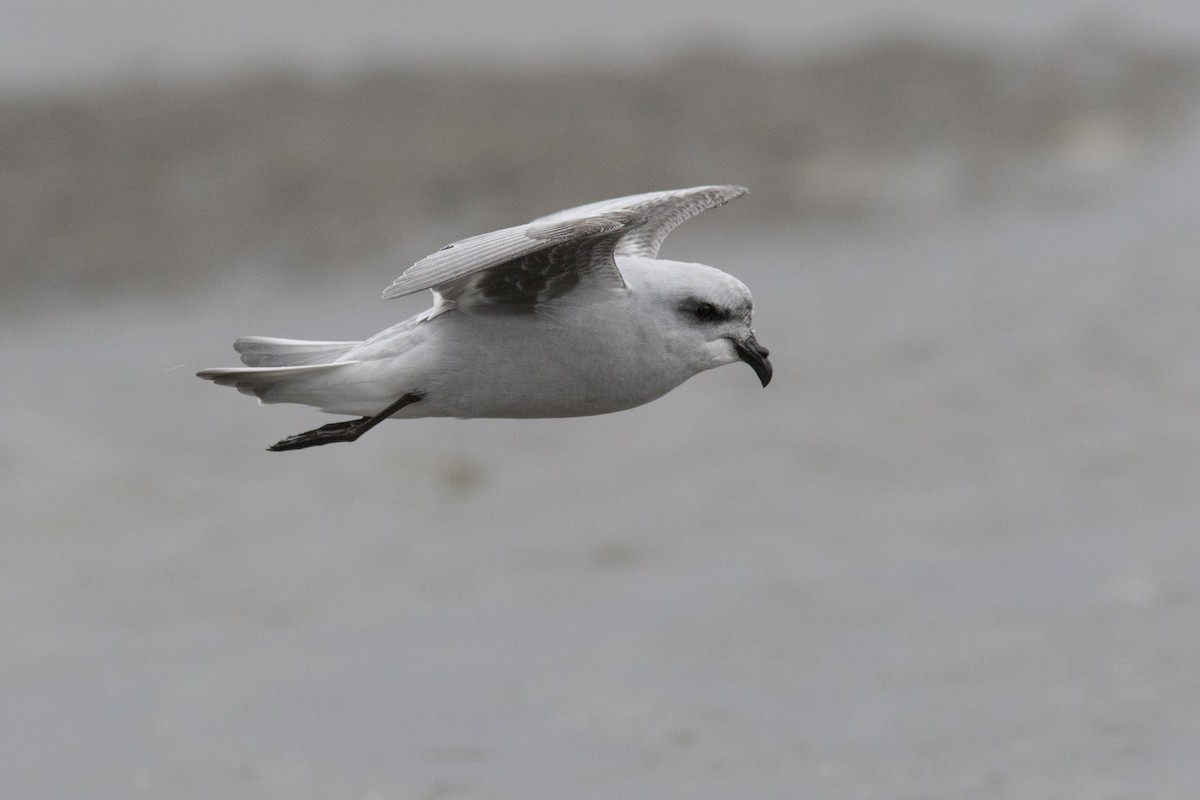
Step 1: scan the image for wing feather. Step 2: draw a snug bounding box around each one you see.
[380,185,747,309]
[435,225,631,312]
[382,213,634,301]
[530,185,747,258]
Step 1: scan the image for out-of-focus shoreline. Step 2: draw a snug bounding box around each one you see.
[2,35,1198,306]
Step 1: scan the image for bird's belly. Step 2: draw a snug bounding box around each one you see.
[421,349,687,419]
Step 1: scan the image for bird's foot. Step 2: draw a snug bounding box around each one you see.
[268,418,369,451]
[267,392,425,452]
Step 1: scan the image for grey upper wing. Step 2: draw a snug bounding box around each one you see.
[529,184,747,259]
[381,212,638,305]
[380,185,747,310]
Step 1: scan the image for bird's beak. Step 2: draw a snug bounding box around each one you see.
[732,334,773,387]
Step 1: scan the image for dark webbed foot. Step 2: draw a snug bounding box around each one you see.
[267,392,424,452]
[268,418,373,451]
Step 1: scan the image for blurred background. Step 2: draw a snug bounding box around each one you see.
[4,1,1200,798]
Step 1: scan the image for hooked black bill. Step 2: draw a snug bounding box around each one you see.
[732,335,773,387]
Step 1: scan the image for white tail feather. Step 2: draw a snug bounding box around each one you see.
[233,337,359,367]
[195,362,357,403]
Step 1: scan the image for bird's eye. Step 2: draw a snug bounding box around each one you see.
[693,302,720,321]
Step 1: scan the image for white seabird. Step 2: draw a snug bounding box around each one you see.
[197,185,771,451]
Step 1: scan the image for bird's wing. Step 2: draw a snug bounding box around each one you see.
[381,211,639,311]
[381,185,747,312]
[529,184,747,258]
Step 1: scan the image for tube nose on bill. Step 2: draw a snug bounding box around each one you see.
[733,334,773,387]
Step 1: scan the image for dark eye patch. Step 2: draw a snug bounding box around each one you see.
[688,301,731,323]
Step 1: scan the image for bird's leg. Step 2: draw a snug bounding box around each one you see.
[267,392,425,452]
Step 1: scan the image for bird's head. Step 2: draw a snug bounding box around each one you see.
[628,260,773,387]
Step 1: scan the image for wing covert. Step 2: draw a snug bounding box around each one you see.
[530,184,747,258]
[382,212,636,301]
[380,185,747,310]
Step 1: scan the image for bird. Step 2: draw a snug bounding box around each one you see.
[196,185,772,451]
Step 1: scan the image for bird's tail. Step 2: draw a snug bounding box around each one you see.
[195,362,354,404]
[232,336,359,367]
[196,337,362,405]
